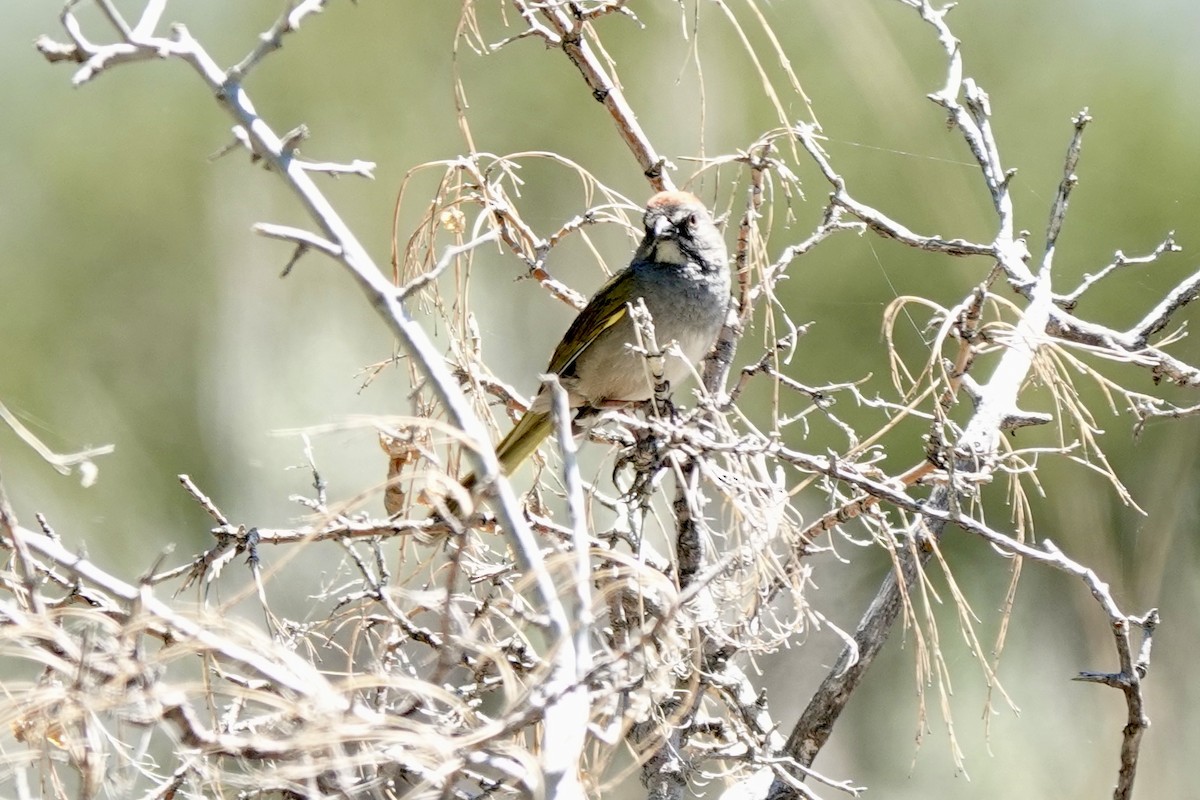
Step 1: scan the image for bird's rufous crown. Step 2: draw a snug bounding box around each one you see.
[646,190,703,210]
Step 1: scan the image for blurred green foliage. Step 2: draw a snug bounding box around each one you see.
[3,0,1199,796]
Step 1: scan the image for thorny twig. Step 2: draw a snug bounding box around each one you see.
[765,2,1172,796]
[23,1,1196,799]
[500,0,673,188]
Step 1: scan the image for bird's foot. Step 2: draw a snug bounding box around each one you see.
[612,423,668,507]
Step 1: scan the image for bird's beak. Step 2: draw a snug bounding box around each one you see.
[651,214,673,239]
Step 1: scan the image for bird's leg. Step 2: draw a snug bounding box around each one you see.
[649,379,678,422]
[612,418,668,507]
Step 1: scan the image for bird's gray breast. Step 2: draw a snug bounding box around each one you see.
[570,260,729,405]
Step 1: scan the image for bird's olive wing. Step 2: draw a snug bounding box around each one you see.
[546,271,631,378]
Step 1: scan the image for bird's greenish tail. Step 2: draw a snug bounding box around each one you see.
[494,410,555,477]
[456,409,555,501]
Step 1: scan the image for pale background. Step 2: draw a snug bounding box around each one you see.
[4,1,1200,796]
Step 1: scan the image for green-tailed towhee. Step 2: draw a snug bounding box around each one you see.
[460,190,731,502]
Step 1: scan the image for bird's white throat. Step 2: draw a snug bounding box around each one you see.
[653,238,688,265]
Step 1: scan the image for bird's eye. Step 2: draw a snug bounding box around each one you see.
[684,212,698,228]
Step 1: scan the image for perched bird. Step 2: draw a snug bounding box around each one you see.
[459,190,731,504]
